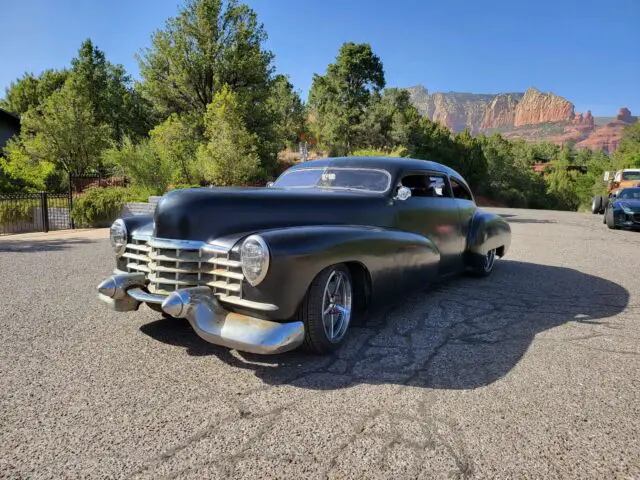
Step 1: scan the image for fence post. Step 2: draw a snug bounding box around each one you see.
[68,172,75,229]
[40,192,50,233]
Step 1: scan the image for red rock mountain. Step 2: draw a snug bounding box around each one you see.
[405,85,637,152]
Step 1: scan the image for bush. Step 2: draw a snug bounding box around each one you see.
[0,200,34,224]
[166,183,202,191]
[71,187,154,227]
[497,188,529,208]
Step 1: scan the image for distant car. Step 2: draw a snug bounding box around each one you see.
[592,169,640,214]
[603,187,640,230]
[97,157,511,355]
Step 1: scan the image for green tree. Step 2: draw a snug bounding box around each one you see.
[267,74,306,149]
[149,114,202,184]
[11,76,112,175]
[102,137,173,192]
[196,85,261,185]
[614,122,640,168]
[1,70,68,116]
[308,42,385,154]
[138,0,278,172]
[71,39,152,140]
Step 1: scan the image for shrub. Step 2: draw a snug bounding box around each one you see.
[71,187,154,227]
[0,200,34,224]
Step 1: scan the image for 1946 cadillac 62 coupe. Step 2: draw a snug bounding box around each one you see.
[97,156,511,354]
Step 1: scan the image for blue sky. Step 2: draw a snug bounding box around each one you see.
[1,0,638,116]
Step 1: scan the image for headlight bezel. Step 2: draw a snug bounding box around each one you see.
[109,219,128,256]
[240,235,270,286]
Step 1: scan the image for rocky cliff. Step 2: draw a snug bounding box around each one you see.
[513,88,575,127]
[406,85,574,133]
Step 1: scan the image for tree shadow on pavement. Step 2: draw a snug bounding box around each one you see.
[0,238,97,253]
[140,260,629,391]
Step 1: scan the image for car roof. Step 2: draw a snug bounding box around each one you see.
[289,156,468,182]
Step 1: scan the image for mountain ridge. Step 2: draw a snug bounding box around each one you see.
[404,85,637,152]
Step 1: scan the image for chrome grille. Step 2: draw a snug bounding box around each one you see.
[123,236,245,301]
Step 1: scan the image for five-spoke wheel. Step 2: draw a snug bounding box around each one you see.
[299,264,353,353]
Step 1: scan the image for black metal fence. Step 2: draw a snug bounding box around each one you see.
[0,193,72,236]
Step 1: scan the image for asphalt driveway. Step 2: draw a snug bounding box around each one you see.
[1,208,639,478]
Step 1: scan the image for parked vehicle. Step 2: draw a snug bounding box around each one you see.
[603,187,640,230]
[97,157,511,354]
[592,169,640,214]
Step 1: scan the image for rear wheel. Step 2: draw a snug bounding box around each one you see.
[601,196,609,214]
[468,249,497,278]
[591,196,602,214]
[299,264,353,354]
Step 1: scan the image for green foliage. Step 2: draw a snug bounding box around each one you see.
[16,75,113,174]
[149,114,202,184]
[309,42,385,154]
[268,75,306,149]
[72,39,152,140]
[138,0,279,174]
[0,201,34,224]
[196,86,262,185]
[71,186,154,226]
[0,139,57,191]
[614,122,640,169]
[102,137,173,192]
[1,70,68,116]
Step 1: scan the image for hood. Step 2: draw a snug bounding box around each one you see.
[153,187,393,242]
[616,199,640,211]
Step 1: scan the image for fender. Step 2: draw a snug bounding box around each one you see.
[239,225,440,320]
[466,211,511,257]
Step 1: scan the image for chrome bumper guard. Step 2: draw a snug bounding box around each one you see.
[97,273,304,355]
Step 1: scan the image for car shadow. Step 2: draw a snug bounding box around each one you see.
[0,238,98,252]
[139,260,629,390]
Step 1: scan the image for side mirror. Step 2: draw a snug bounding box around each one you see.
[266,181,274,187]
[394,186,412,201]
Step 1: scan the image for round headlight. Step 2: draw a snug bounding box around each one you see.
[109,219,127,255]
[240,235,270,286]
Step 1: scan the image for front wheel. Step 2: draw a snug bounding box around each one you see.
[298,264,353,354]
[468,249,497,277]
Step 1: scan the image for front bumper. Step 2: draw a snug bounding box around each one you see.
[97,273,304,355]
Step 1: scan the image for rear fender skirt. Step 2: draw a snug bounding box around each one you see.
[466,211,511,257]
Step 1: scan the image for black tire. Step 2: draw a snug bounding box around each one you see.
[601,196,609,213]
[603,207,607,224]
[468,248,498,278]
[298,264,353,354]
[606,210,617,229]
[591,196,602,214]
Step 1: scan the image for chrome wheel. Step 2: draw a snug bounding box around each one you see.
[483,249,496,272]
[321,269,352,343]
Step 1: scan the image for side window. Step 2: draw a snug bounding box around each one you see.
[401,174,450,198]
[450,178,473,201]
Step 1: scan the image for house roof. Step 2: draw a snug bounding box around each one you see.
[0,108,20,126]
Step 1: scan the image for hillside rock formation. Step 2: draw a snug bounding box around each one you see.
[513,88,575,127]
[574,110,594,126]
[406,85,574,133]
[577,108,638,152]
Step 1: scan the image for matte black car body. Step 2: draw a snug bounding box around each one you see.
[604,187,640,230]
[98,156,511,354]
[118,157,510,320]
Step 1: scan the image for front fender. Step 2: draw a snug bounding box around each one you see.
[240,225,440,320]
[466,210,511,257]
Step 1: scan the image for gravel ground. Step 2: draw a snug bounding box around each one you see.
[1,208,639,479]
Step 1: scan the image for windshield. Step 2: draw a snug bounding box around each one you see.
[622,171,640,181]
[618,188,640,200]
[273,167,391,193]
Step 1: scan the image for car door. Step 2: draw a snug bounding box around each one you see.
[394,170,463,275]
[449,176,477,260]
